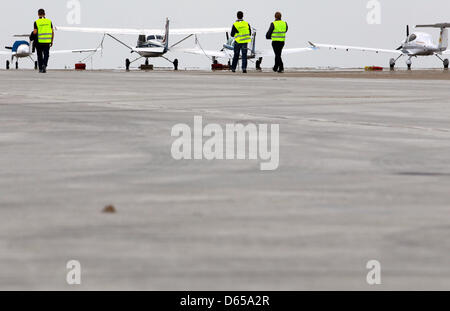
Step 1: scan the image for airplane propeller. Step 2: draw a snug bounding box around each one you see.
[396,25,410,50]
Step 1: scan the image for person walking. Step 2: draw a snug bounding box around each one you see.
[33,9,54,73]
[266,12,288,73]
[230,11,252,73]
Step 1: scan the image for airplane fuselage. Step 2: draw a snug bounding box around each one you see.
[134,36,167,58]
[402,32,444,56]
[135,49,166,58]
[9,42,32,58]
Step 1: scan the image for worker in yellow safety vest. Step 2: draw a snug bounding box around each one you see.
[266,12,288,73]
[230,11,252,73]
[33,8,54,73]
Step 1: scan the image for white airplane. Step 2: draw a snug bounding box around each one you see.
[56,19,228,70]
[0,35,101,70]
[309,24,450,70]
[181,30,314,69]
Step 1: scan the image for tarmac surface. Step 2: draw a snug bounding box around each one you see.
[0,69,450,290]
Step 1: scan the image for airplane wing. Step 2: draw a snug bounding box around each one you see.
[50,48,102,55]
[56,26,228,36]
[309,42,403,55]
[256,47,315,57]
[178,46,314,59]
[170,28,229,35]
[175,47,232,59]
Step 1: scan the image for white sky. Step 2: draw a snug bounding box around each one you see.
[2,0,450,69]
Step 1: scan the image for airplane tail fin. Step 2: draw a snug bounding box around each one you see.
[163,18,170,51]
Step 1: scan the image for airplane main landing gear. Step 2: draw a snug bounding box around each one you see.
[390,55,404,71]
[435,54,449,70]
[6,60,10,70]
[160,55,179,71]
[389,58,396,71]
[15,61,19,70]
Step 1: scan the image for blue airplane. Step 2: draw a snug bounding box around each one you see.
[1,34,101,70]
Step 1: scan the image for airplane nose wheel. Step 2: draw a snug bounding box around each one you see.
[6,60,9,70]
[444,58,449,70]
[406,59,412,71]
[125,58,130,71]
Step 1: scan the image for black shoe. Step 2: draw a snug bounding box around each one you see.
[232,69,236,73]
[273,67,277,72]
[243,70,247,73]
[42,66,47,73]
[39,69,43,73]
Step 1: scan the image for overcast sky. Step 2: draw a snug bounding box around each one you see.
[3,0,450,69]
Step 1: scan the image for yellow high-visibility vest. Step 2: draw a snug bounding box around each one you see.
[36,18,53,44]
[272,20,287,42]
[233,20,251,44]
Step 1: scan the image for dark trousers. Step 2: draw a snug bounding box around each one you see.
[272,41,285,71]
[36,44,50,70]
[231,43,248,71]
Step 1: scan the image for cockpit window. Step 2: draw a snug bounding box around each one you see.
[147,35,163,41]
[408,34,417,42]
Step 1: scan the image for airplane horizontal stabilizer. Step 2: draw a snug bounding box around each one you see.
[416,23,450,28]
